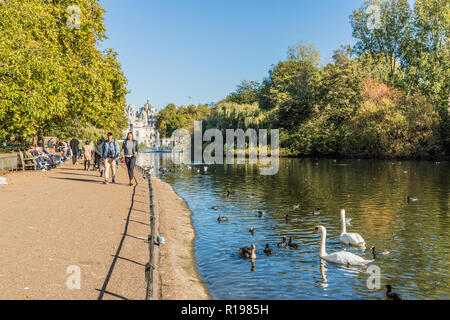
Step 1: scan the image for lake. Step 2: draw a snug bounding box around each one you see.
[138,153,449,300]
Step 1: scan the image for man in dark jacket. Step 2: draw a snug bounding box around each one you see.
[69,136,80,165]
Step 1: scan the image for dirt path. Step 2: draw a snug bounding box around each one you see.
[0,162,209,300]
[0,163,148,300]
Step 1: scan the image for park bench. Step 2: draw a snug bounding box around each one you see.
[19,151,36,171]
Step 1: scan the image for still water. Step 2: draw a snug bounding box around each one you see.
[138,153,449,300]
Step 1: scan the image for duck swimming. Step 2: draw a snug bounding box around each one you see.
[264,244,274,255]
[314,226,373,266]
[288,237,298,249]
[386,285,402,300]
[277,236,288,248]
[407,196,418,203]
[256,211,266,217]
[312,208,321,216]
[247,194,255,199]
[371,246,390,256]
[249,227,255,236]
[292,204,300,210]
[226,189,235,197]
[217,215,228,222]
[339,209,366,246]
[211,206,219,210]
[285,214,299,222]
[238,244,256,259]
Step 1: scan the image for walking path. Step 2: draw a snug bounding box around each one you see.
[0,162,209,300]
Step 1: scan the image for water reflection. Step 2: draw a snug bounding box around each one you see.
[138,153,450,300]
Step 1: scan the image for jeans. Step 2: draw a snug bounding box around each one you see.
[84,160,90,170]
[125,156,136,180]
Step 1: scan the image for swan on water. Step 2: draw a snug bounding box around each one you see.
[314,226,373,266]
[339,209,365,246]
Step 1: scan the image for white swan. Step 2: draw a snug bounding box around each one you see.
[314,226,373,266]
[339,209,365,246]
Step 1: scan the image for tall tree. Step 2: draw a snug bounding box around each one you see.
[350,0,412,82]
[0,0,128,139]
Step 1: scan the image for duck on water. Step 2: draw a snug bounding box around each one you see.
[239,244,256,259]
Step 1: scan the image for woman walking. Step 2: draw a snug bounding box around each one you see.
[82,141,93,171]
[122,132,138,186]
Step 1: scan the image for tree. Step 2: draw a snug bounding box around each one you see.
[350,0,412,83]
[227,80,261,105]
[268,43,321,131]
[0,0,128,140]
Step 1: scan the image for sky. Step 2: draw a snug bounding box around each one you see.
[98,0,415,110]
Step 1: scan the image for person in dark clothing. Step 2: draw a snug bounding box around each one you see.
[69,136,80,165]
[37,136,44,148]
[122,132,138,186]
[94,138,105,176]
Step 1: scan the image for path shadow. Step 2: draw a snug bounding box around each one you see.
[127,219,150,226]
[58,172,100,178]
[58,168,85,171]
[113,255,145,267]
[122,233,147,242]
[97,177,139,300]
[95,289,128,300]
[131,208,148,214]
[50,177,100,184]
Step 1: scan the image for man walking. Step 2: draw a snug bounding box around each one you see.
[69,136,80,165]
[101,133,119,184]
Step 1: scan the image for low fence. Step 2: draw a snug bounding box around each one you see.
[0,153,19,172]
[135,165,156,300]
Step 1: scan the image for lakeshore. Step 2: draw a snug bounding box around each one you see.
[0,163,209,300]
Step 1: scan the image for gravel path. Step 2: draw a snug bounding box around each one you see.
[0,163,149,300]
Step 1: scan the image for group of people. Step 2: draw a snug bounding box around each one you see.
[68,132,138,186]
[25,145,62,171]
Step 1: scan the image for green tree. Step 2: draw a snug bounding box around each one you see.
[0,0,128,141]
[350,0,412,82]
[268,43,321,131]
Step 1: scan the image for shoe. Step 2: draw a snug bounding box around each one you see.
[103,180,109,184]
[112,179,116,184]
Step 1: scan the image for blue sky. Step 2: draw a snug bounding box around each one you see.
[99,0,415,110]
